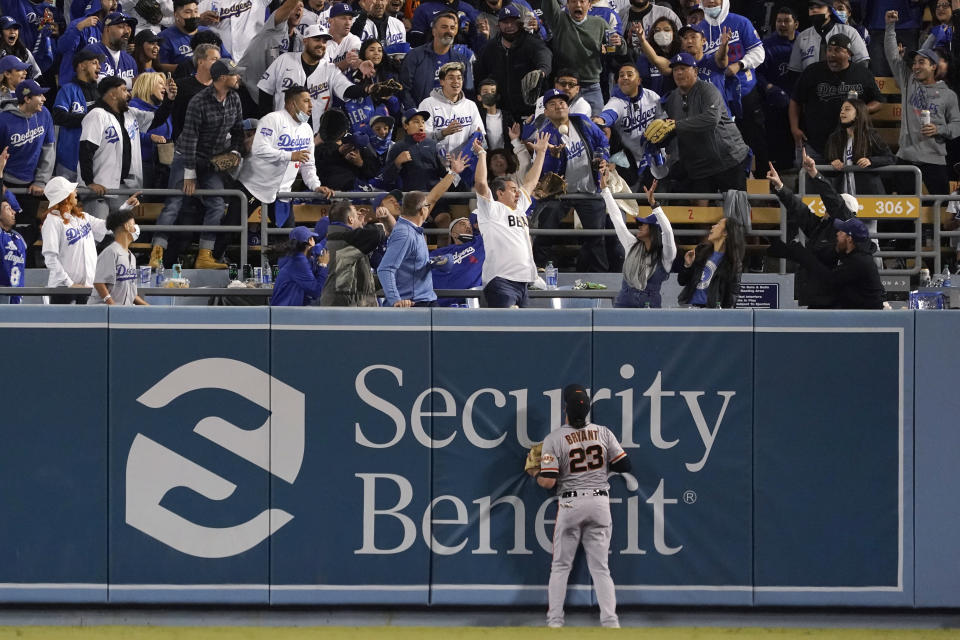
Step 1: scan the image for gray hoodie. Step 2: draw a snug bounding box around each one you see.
[1,101,54,188]
[885,24,960,166]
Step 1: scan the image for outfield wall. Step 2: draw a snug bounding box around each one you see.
[0,306,953,607]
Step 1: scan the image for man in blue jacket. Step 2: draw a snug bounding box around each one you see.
[53,46,103,179]
[530,88,619,273]
[399,11,475,108]
[88,12,138,88]
[56,0,116,85]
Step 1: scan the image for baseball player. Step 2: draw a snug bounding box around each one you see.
[532,384,630,629]
[197,0,270,61]
[258,24,365,133]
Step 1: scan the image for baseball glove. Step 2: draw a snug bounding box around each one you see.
[643,118,676,145]
[524,442,543,477]
[135,0,163,24]
[209,152,240,172]
[521,69,544,107]
[370,78,403,100]
[532,171,566,201]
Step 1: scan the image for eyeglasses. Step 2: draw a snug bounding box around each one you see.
[556,80,578,88]
[937,2,950,7]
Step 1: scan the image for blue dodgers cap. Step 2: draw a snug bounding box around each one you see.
[290,225,319,243]
[0,55,29,73]
[103,11,138,27]
[670,52,697,68]
[913,47,941,64]
[401,107,430,124]
[14,79,48,101]
[3,188,21,213]
[374,189,403,207]
[834,217,869,240]
[635,212,660,226]
[542,88,570,105]
[328,2,357,16]
[0,16,21,30]
[498,4,521,20]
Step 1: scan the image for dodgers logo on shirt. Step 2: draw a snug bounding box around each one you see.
[71,101,85,114]
[220,0,253,19]
[116,263,138,282]
[260,127,274,137]
[566,139,586,160]
[105,125,120,144]
[65,222,92,246]
[178,44,193,55]
[278,133,311,150]
[308,82,330,98]
[10,125,46,146]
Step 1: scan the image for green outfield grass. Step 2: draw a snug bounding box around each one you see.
[1,628,959,639]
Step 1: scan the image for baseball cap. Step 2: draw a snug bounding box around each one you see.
[242,117,259,131]
[401,107,429,124]
[0,55,30,74]
[635,212,660,226]
[827,33,853,52]
[670,52,697,68]
[290,225,319,243]
[678,25,699,38]
[133,29,161,46]
[808,0,830,6]
[97,75,126,94]
[43,176,78,207]
[4,189,21,213]
[839,193,860,216]
[563,384,591,423]
[542,88,570,105]
[498,4,521,20]
[73,46,106,67]
[14,78,48,101]
[328,2,357,16]
[834,217,869,240]
[103,11,138,28]
[913,47,941,64]
[210,59,244,80]
[301,23,333,39]
[371,114,395,129]
[374,189,403,207]
[0,16,21,30]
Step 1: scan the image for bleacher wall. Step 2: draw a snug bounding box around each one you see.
[0,306,956,608]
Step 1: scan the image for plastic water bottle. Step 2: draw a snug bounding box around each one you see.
[545,262,558,290]
[943,267,952,288]
[154,264,165,287]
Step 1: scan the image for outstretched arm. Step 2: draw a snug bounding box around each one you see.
[423,151,468,215]
[473,138,490,199]
[521,131,551,196]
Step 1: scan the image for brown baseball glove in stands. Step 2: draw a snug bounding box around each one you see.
[524,442,543,477]
[370,78,403,100]
[643,118,676,145]
[209,152,241,172]
[532,171,566,200]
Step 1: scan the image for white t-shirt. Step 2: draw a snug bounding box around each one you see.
[41,211,109,287]
[199,0,271,60]
[258,52,356,133]
[562,125,593,194]
[88,241,139,305]
[476,188,537,285]
[485,110,503,150]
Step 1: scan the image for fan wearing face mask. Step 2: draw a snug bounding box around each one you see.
[630,16,680,95]
[787,0,869,72]
[619,0,681,54]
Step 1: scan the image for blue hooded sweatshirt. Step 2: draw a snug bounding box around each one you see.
[271,253,326,306]
[0,103,55,185]
[57,0,108,85]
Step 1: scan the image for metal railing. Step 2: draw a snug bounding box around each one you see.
[927,195,960,274]
[799,165,925,275]
[10,187,251,267]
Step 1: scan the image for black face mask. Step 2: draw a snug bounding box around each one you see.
[182,16,199,32]
[810,13,828,29]
[630,0,649,8]
[480,93,498,106]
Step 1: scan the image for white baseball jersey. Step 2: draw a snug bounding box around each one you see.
[79,107,156,189]
[325,33,362,66]
[295,6,330,35]
[258,52,356,133]
[788,23,869,72]
[475,188,537,286]
[41,211,109,287]
[601,88,663,165]
[199,0,271,61]
[540,422,626,493]
[238,109,322,203]
[358,15,406,52]
[419,90,486,159]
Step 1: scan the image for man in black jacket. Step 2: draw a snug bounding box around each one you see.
[769,216,884,310]
[473,4,552,122]
[383,108,447,193]
[765,151,856,308]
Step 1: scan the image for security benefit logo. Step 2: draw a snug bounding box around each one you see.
[125,358,305,558]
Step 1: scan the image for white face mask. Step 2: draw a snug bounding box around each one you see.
[652,31,673,46]
[704,5,722,18]
[131,223,141,242]
[835,9,847,23]
[296,110,310,123]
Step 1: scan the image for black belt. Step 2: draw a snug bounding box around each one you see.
[561,489,608,498]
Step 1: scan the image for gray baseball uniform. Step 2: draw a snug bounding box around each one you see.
[540,422,626,628]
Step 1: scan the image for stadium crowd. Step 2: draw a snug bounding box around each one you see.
[0,0,957,309]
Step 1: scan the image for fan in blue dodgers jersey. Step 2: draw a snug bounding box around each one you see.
[237,85,335,229]
[534,384,631,629]
[0,189,26,304]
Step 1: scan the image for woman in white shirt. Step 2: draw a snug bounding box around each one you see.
[601,176,676,308]
[40,176,138,304]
